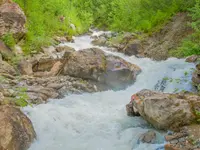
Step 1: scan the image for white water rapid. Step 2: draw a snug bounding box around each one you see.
[25,32,195,150]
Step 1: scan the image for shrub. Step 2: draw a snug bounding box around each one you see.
[1,33,16,48]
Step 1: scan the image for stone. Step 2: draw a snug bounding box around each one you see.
[55,45,75,53]
[130,90,197,130]
[126,102,140,116]
[186,55,199,63]
[27,86,59,102]
[48,61,63,76]
[0,1,26,40]
[123,40,143,56]
[165,144,181,150]
[62,48,141,90]
[0,40,14,60]
[18,60,33,75]
[70,23,76,31]
[138,130,156,144]
[197,64,200,70]
[56,45,75,58]
[91,37,107,46]
[32,56,62,72]
[0,92,4,101]
[192,71,200,85]
[42,46,57,59]
[103,55,141,89]
[165,132,188,142]
[62,48,106,80]
[14,45,23,55]
[54,36,68,43]
[0,59,16,75]
[33,61,62,77]
[0,105,36,150]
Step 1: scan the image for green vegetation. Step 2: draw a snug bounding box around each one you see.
[13,0,94,53]
[10,0,199,56]
[170,0,200,57]
[0,75,30,107]
[1,33,16,49]
[14,87,30,107]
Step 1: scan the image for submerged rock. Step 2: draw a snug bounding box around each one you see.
[62,48,141,90]
[0,105,36,150]
[138,130,156,144]
[127,90,200,130]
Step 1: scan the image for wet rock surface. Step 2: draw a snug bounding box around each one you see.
[126,89,200,130]
[138,130,157,144]
[192,63,200,91]
[63,48,141,90]
[186,55,200,63]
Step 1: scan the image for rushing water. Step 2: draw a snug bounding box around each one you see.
[25,32,195,150]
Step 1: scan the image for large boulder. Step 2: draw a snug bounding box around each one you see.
[0,1,26,39]
[0,105,36,150]
[62,48,141,89]
[128,90,200,130]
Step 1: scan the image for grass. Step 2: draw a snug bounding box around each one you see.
[2,0,197,57]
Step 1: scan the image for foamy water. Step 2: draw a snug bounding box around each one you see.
[25,31,195,150]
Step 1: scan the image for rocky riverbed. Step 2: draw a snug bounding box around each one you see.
[0,1,200,150]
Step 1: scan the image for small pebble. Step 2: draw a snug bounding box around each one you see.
[170,139,179,144]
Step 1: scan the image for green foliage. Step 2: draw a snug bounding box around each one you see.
[13,0,94,53]
[190,0,200,32]
[93,0,195,32]
[1,33,16,48]
[14,87,30,107]
[12,0,196,54]
[170,0,200,57]
[195,110,200,123]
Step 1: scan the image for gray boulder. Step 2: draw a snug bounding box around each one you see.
[62,48,141,89]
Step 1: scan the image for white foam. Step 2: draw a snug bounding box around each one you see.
[25,34,195,150]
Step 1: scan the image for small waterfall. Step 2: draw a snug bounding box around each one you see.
[25,32,195,150]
